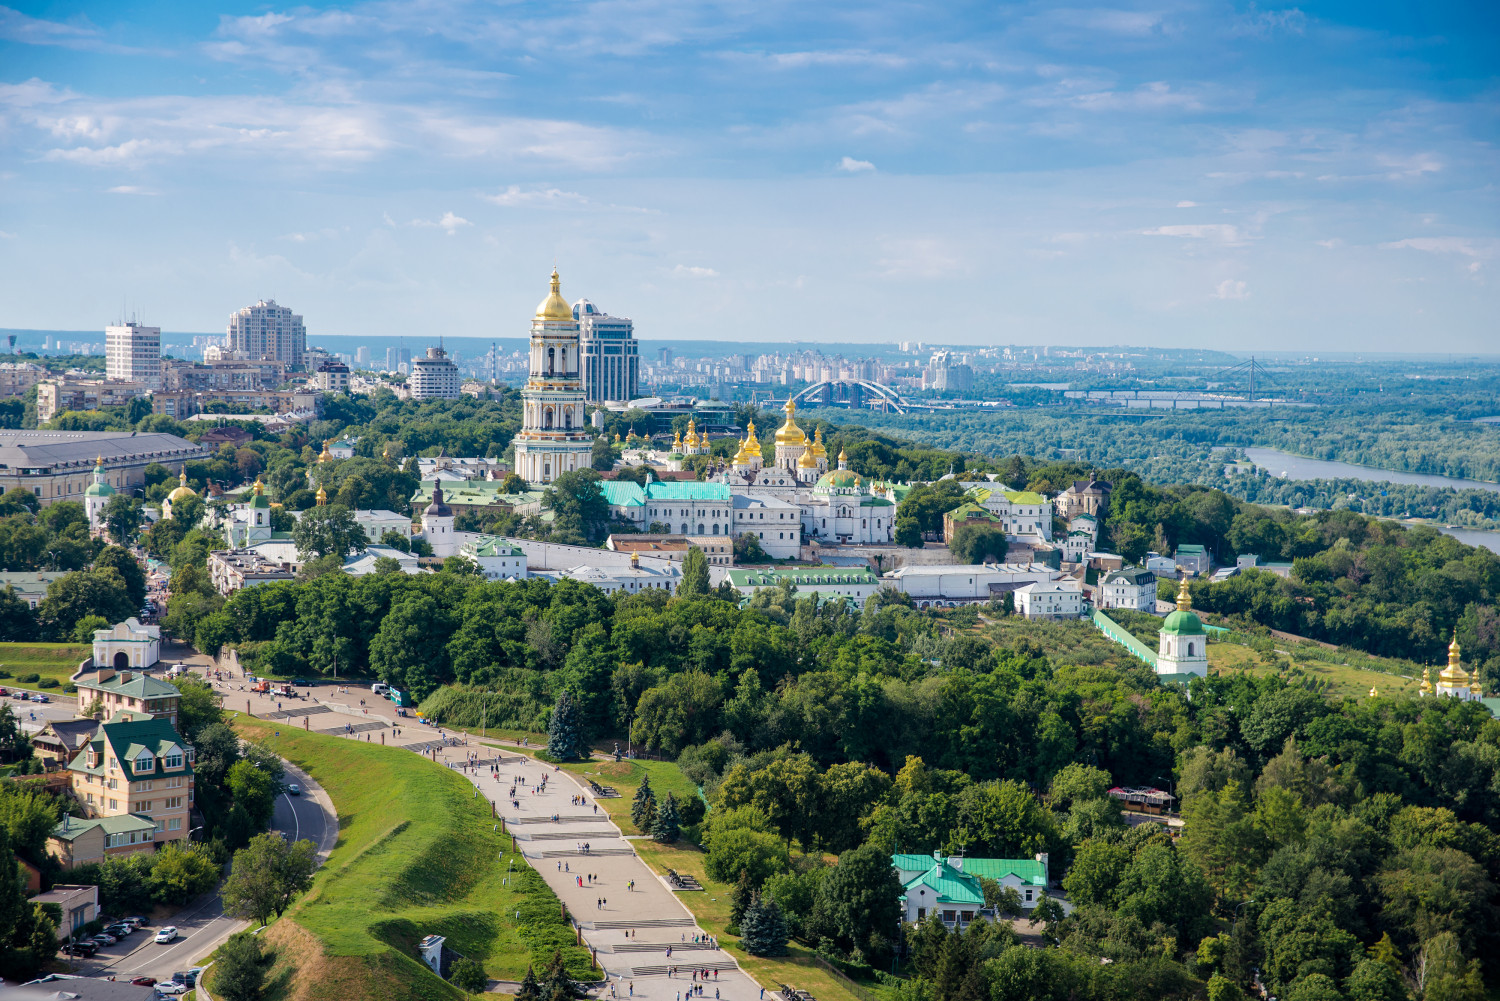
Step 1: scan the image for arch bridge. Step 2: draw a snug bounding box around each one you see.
[788,379,907,414]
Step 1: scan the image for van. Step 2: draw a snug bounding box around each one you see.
[371,683,389,695]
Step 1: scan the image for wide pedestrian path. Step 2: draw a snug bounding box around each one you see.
[443,747,763,1001]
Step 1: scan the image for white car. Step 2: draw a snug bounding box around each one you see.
[154,926,179,943]
[155,983,189,996]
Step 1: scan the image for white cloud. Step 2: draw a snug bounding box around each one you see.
[1379,237,1496,258]
[724,49,911,70]
[1213,280,1250,300]
[107,185,156,195]
[1232,7,1308,38]
[1316,238,1342,249]
[876,238,960,279]
[1144,224,1247,245]
[411,212,472,236]
[0,7,149,54]
[0,230,16,239]
[481,185,590,207]
[1176,200,1197,208]
[1065,81,1213,113]
[672,265,719,278]
[838,156,875,172]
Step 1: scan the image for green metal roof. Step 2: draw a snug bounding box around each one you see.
[968,486,1046,506]
[600,481,646,507]
[1160,609,1206,636]
[726,566,878,587]
[893,854,938,870]
[1176,544,1206,554]
[69,715,193,783]
[947,502,1001,523]
[50,813,156,842]
[468,536,525,557]
[900,863,985,905]
[644,481,731,501]
[960,858,1047,886]
[76,672,179,700]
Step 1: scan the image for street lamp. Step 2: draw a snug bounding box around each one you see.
[480,691,496,739]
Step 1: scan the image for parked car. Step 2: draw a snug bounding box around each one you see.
[63,940,98,956]
[132,977,157,986]
[292,678,312,687]
[154,926,179,943]
[31,693,48,703]
[123,915,149,928]
[106,923,133,936]
[287,782,301,795]
[91,931,117,944]
[174,969,203,987]
[155,982,188,996]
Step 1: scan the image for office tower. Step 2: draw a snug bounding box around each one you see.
[105,321,161,390]
[409,346,460,399]
[574,298,639,404]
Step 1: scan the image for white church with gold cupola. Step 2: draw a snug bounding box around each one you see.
[1419,634,1482,701]
[725,401,828,489]
[512,269,594,484]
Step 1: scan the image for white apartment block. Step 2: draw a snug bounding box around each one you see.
[227,299,306,369]
[105,322,162,391]
[316,360,350,394]
[410,346,461,400]
[1016,580,1084,619]
[1098,568,1158,612]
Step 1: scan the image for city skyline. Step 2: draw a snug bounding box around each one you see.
[1,2,1496,350]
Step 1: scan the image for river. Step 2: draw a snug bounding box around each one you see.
[1243,447,1500,554]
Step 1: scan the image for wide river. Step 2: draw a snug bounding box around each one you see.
[1243,447,1500,554]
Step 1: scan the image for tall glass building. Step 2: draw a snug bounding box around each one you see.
[573,299,638,404]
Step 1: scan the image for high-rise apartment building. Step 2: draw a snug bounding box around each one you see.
[386,346,411,373]
[105,322,161,390]
[409,346,460,399]
[574,299,638,404]
[227,299,306,369]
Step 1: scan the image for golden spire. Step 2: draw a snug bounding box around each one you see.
[733,422,761,465]
[180,470,188,487]
[317,439,333,463]
[1439,631,1469,686]
[775,399,807,446]
[95,454,105,468]
[253,476,264,496]
[535,267,574,321]
[315,485,328,506]
[684,419,698,449]
[672,430,683,450]
[630,551,640,567]
[1177,579,1193,612]
[1419,666,1433,694]
[811,426,827,460]
[837,447,848,469]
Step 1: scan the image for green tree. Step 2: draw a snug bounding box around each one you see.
[542,469,608,543]
[502,472,529,494]
[740,891,790,956]
[651,792,681,843]
[1062,839,1131,908]
[1344,959,1406,1001]
[71,613,109,644]
[948,523,1008,564]
[631,774,657,832]
[222,832,318,926]
[815,843,902,962]
[292,503,369,559]
[149,842,220,905]
[173,676,224,741]
[451,957,489,992]
[37,566,135,639]
[591,437,616,472]
[213,931,266,1001]
[0,587,38,641]
[94,544,147,607]
[227,758,279,830]
[547,689,584,760]
[733,532,767,563]
[679,546,711,598]
[704,826,789,887]
[895,515,924,549]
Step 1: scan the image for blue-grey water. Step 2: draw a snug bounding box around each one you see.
[1243,447,1500,553]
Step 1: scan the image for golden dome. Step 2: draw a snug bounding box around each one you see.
[1470,680,1483,694]
[315,485,328,506]
[252,477,264,496]
[166,470,196,504]
[811,426,828,459]
[798,449,818,469]
[1419,666,1433,693]
[1177,580,1193,612]
[837,447,848,463]
[535,268,574,322]
[775,400,807,446]
[1438,632,1469,685]
[672,431,683,450]
[316,440,333,463]
[1369,687,1379,698]
[733,422,762,465]
[684,419,699,449]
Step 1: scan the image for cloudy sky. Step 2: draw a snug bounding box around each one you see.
[1,1,1496,349]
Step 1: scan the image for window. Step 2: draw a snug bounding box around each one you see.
[163,753,183,769]
[942,910,956,923]
[168,817,182,831]
[917,907,926,920]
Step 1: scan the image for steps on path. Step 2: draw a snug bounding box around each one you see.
[509,815,596,825]
[315,720,388,735]
[608,942,718,954]
[520,830,621,840]
[529,848,636,858]
[629,962,739,977]
[592,918,697,930]
[258,705,330,720]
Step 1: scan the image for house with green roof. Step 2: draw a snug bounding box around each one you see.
[458,535,530,581]
[959,483,1054,543]
[48,812,159,869]
[893,851,1052,928]
[74,662,178,729]
[56,712,195,867]
[410,482,545,517]
[726,565,880,608]
[602,478,733,537]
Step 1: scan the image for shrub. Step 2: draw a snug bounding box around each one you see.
[0,669,11,678]
[450,957,489,992]
[37,678,59,689]
[62,684,76,694]
[17,673,39,684]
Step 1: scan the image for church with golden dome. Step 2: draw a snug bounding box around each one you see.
[1419,634,1483,702]
[512,269,594,484]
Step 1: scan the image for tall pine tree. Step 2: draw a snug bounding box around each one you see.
[651,792,681,843]
[547,689,584,760]
[739,892,789,957]
[631,774,657,831]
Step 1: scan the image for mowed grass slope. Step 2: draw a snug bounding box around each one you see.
[0,642,89,687]
[226,718,590,1001]
[559,757,701,836]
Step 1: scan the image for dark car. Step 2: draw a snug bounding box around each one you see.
[291,679,312,687]
[173,969,201,987]
[132,977,157,986]
[64,940,98,956]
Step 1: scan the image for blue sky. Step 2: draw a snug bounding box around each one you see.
[1,1,1496,349]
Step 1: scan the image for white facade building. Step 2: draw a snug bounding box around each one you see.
[881,563,1060,607]
[459,536,531,580]
[1098,567,1158,612]
[726,565,880,608]
[105,322,161,391]
[420,483,459,557]
[410,346,461,400]
[1156,581,1209,678]
[574,299,638,404]
[92,618,161,671]
[959,482,1053,542]
[1016,580,1084,619]
[352,509,412,544]
[316,360,351,394]
[227,299,306,369]
[512,270,594,484]
[731,493,802,559]
[535,551,681,595]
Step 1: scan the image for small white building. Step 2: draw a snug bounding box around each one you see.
[881,563,1059,607]
[353,509,413,544]
[1098,567,1157,612]
[1145,552,1178,578]
[726,565,879,608]
[1062,531,1092,564]
[460,536,531,581]
[730,493,802,559]
[419,484,459,557]
[538,552,681,595]
[342,545,425,577]
[1156,580,1208,678]
[1016,580,1084,619]
[92,618,160,671]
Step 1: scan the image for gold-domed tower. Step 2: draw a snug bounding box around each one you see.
[733,422,762,469]
[512,268,593,484]
[1433,632,1480,701]
[774,399,810,472]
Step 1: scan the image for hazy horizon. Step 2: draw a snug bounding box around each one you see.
[2,2,1496,349]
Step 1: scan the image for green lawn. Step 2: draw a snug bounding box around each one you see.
[559,757,702,836]
[0,642,90,689]
[215,716,591,1001]
[1209,641,1421,700]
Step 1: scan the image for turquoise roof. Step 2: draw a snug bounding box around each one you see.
[960,858,1047,886]
[1160,609,1206,636]
[76,672,179,700]
[50,813,156,842]
[727,566,877,587]
[600,481,646,507]
[468,535,525,557]
[894,854,938,871]
[1176,544,1206,554]
[69,715,192,783]
[900,863,985,905]
[645,481,731,501]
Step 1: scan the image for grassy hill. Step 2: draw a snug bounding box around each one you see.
[0,642,89,689]
[214,717,590,1001]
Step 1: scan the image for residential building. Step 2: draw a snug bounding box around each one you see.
[352,509,411,543]
[574,298,639,404]
[1156,580,1208,678]
[1056,479,1112,519]
[417,455,508,482]
[162,357,287,392]
[30,883,98,935]
[925,351,974,392]
[1145,552,1178,578]
[512,270,594,482]
[386,345,411,372]
[341,544,425,577]
[0,361,46,397]
[73,666,179,728]
[316,360,351,394]
[36,378,150,422]
[208,548,296,594]
[1098,567,1157,612]
[91,618,160,673]
[57,712,195,857]
[31,718,101,768]
[535,551,682,595]
[409,481,543,518]
[893,852,1050,929]
[0,431,209,508]
[105,321,161,390]
[880,563,1059,606]
[1016,580,1084,619]
[227,298,306,368]
[730,493,802,559]
[151,387,321,420]
[601,479,733,536]
[410,346,461,399]
[48,812,159,870]
[1062,530,1092,564]
[0,571,66,609]
[458,536,530,580]
[957,484,1053,542]
[328,437,358,459]
[606,534,733,566]
[725,565,880,608]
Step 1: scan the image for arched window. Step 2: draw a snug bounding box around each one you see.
[1187,642,1195,657]
[698,523,705,535]
[682,523,689,534]
[547,347,555,375]
[564,410,573,429]
[544,408,553,429]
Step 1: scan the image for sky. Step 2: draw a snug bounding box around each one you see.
[1,1,1497,350]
